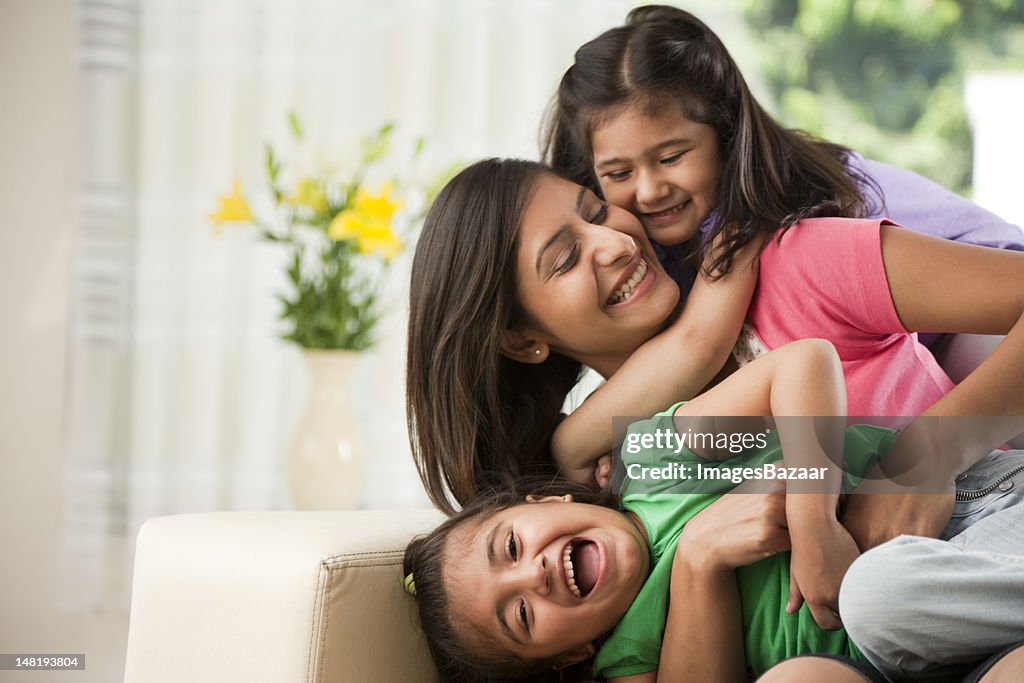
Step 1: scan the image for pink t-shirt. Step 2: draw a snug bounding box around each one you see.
[747,217,954,419]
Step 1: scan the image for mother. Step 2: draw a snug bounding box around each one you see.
[406,158,1024,547]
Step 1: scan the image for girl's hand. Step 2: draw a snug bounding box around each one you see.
[595,453,613,488]
[786,517,860,631]
[677,479,790,572]
[558,453,613,488]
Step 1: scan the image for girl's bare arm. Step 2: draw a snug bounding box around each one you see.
[671,338,852,628]
[553,236,760,483]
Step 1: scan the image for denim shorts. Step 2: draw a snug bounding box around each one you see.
[941,449,1024,541]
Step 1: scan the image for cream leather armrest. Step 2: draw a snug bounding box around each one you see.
[123,510,444,683]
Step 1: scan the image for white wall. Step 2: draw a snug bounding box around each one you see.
[0,1,128,681]
[966,72,1024,228]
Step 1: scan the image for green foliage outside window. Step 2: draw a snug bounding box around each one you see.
[740,0,1024,193]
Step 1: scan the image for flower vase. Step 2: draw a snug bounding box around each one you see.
[287,350,365,509]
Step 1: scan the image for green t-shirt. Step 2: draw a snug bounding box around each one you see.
[593,407,897,679]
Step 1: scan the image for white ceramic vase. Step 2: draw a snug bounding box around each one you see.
[286,349,365,509]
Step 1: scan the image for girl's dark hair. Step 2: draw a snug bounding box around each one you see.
[542,4,883,277]
[403,476,613,682]
[407,159,585,513]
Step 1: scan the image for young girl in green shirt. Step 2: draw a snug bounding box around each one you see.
[403,338,1024,682]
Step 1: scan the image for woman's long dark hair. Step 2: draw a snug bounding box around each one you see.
[542,4,883,278]
[403,476,613,682]
[406,159,584,513]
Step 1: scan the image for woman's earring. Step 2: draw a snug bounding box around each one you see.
[534,349,541,356]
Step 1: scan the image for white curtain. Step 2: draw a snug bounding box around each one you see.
[64,0,752,608]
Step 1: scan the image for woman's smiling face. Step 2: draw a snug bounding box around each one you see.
[512,173,681,376]
[445,497,649,666]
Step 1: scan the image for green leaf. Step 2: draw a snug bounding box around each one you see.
[265,143,285,201]
[288,111,303,140]
[360,121,395,164]
[265,143,279,181]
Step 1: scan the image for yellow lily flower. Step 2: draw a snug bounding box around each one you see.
[356,221,404,260]
[328,211,404,260]
[286,178,328,213]
[209,180,254,230]
[327,184,404,259]
[353,183,402,223]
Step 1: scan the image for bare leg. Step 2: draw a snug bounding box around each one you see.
[977,644,1024,683]
[757,656,879,682]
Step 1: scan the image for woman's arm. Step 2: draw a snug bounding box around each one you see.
[658,485,792,683]
[657,551,746,683]
[609,489,791,683]
[843,226,1024,549]
[610,484,791,683]
[552,236,760,483]
[608,672,657,683]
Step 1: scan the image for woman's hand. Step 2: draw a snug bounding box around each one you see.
[677,479,790,572]
[841,488,955,551]
[838,415,960,550]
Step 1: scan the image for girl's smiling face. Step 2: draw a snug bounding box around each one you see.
[510,173,681,377]
[445,497,649,667]
[590,104,723,247]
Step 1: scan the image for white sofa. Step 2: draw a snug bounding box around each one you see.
[123,509,445,682]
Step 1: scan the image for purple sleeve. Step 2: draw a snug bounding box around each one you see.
[857,155,1024,251]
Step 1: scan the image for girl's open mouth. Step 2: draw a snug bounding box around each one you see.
[643,200,688,226]
[562,539,602,598]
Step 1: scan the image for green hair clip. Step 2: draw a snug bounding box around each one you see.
[403,572,416,596]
